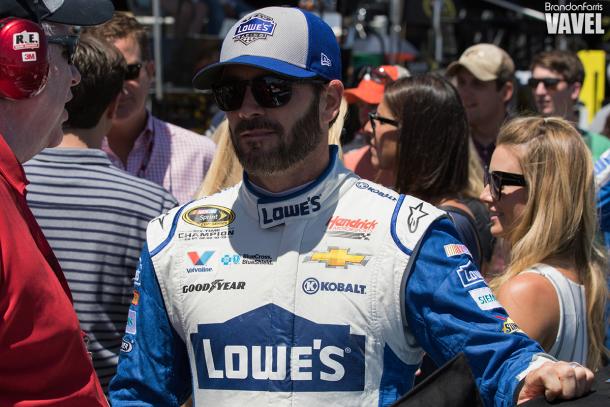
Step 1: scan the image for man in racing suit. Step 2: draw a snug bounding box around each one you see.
[109,6,594,407]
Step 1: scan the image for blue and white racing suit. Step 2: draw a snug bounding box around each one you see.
[110,146,550,406]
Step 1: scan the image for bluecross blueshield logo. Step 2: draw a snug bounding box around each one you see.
[221,254,241,265]
[190,304,365,391]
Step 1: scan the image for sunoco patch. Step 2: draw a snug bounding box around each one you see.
[233,13,276,45]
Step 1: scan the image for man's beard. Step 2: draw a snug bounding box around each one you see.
[230,92,323,176]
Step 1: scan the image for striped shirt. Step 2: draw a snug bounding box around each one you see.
[23,148,178,393]
[101,112,216,204]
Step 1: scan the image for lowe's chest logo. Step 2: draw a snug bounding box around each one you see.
[259,194,321,228]
[190,304,365,391]
[233,13,276,45]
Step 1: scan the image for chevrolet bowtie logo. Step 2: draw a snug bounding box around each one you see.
[304,247,370,268]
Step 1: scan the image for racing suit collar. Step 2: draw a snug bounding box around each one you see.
[241,145,357,228]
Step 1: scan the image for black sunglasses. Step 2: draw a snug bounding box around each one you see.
[484,169,527,201]
[125,63,143,80]
[527,77,565,90]
[368,112,399,131]
[47,35,79,64]
[212,75,327,111]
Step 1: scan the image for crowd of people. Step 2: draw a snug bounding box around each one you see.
[0,1,608,406]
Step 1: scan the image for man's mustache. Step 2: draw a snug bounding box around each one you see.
[234,117,283,136]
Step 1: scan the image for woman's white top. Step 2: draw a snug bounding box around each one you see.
[524,263,587,365]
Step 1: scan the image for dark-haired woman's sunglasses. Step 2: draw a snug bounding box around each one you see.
[212,75,327,111]
[47,35,79,64]
[484,169,527,201]
[125,63,143,80]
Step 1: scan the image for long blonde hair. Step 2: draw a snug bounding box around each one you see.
[193,98,348,199]
[194,120,243,198]
[489,116,608,370]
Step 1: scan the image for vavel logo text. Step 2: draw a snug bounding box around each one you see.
[545,2,605,34]
[190,304,365,391]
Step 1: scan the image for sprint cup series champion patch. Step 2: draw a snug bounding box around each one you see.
[233,13,276,45]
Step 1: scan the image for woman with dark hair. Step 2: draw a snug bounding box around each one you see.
[364,74,493,268]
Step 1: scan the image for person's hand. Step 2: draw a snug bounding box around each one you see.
[517,361,594,404]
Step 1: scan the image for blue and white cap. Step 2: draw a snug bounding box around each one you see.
[192,6,342,90]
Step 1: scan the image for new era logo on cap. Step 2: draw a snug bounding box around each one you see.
[192,6,342,90]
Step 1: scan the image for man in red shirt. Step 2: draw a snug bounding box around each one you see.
[0,0,113,405]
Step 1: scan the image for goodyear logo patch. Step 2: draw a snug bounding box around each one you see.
[184,205,236,228]
[233,13,276,45]
[304,247,370,269]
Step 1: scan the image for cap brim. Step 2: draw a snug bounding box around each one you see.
[445,60,496,81]
[344,87,383,105]
[46,0,114,26]
[193,55,318,90]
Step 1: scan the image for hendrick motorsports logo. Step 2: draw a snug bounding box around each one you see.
[544,2,605,34]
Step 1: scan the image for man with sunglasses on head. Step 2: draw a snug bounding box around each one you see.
[0,0,114,405]
[446,43,515,168]
[85,12,216,204]
[110,6,595,407]
[530,50,610,161]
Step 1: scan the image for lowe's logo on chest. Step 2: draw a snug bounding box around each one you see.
[190,304,365,391]
[259,195,321,227]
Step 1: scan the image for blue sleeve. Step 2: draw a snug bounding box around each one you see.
[596,185,610,350]
[403,218,545,407]
[109,244,191,406]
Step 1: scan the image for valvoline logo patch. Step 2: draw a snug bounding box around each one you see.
[190,304,365,392]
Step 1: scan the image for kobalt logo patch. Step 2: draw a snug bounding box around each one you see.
[190,304,365,391]
[354,181,397,201]
[302,277,366,295]
[233,13,276,45]
[183,205,235,228]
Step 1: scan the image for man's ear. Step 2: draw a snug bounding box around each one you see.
[145,60,155,78]
[107,93,121,120]
[570,81,582,101]
[501,81,514,104]
[320,80,344,126]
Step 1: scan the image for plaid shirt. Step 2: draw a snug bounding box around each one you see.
[102,113,216,204]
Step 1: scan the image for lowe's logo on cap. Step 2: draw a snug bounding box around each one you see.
[190,304,365,391]
[233,13,276,45]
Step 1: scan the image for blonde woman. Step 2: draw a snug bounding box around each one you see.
[481,116,608,370]
[194,98,347,198]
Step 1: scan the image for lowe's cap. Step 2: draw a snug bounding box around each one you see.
[446,43,514,82]
[0,0,114,26]
[193,6,342,90]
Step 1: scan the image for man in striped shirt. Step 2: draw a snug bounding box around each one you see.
[24,35,178,392]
